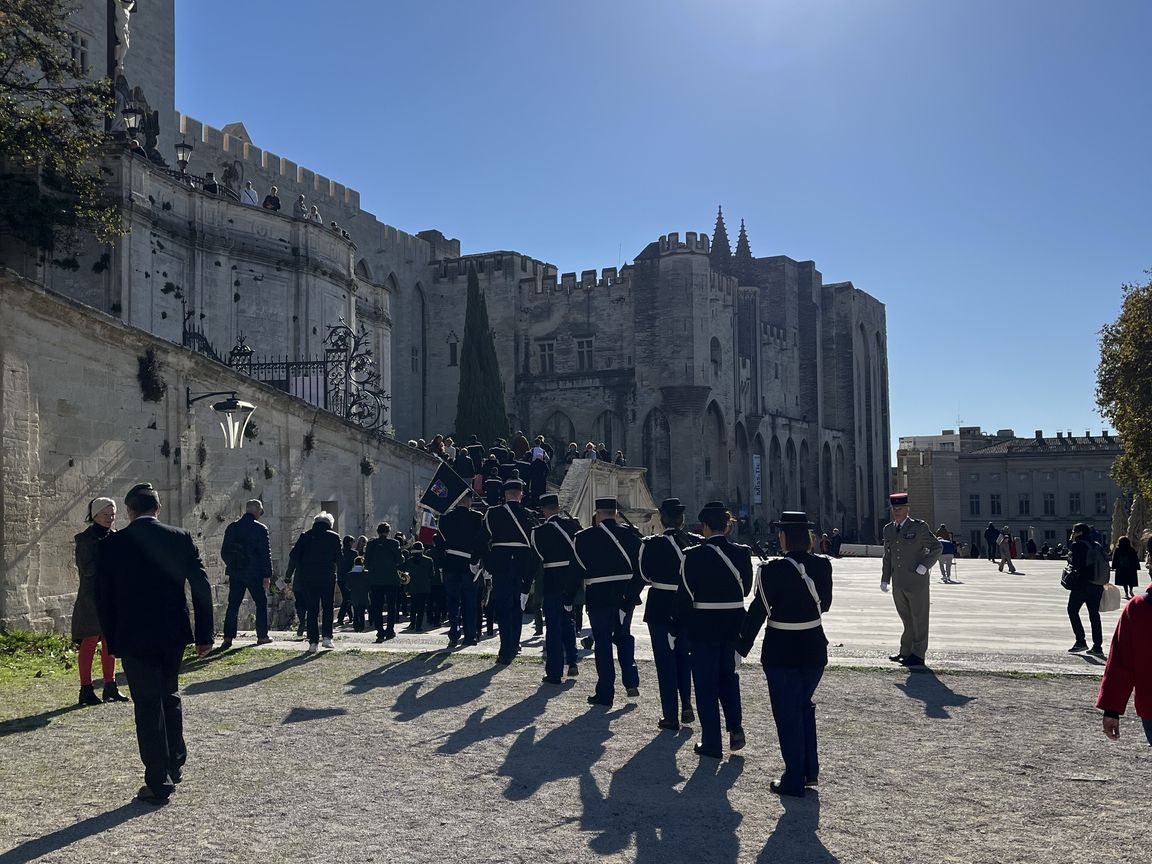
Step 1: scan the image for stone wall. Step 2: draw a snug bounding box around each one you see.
[0,274,438,632]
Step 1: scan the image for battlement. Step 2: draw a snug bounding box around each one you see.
[433,251,630,294]
[178,114,361,210]
[760,322,789,345]
[657,231,711,255]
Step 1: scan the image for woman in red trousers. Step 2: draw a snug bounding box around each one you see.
[72,496,129,705]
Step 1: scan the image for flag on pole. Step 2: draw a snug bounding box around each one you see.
[419,462,470,515]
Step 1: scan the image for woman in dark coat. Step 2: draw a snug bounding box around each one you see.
[1112,535,1141,599]
[72,496,128,705]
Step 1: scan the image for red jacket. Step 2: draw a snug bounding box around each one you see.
[1096,588,1152,719]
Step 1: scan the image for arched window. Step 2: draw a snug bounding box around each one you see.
[710,336,722,380]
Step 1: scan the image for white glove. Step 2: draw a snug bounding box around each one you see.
[618,609,626,625]
[668,634,676,650]
[915,564,928,575]
[469,562,480,576]
[519,593,529,611]
[880,580,890,593]
[563,605,573,613]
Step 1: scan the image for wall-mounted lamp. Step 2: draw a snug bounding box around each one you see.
[186,388,255,449]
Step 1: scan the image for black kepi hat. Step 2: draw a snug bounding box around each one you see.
[658,497,686,515]
[698,500,728,522]
[594,497,618,510]
[538,493,559,508]
[503,475,524,491]
[889,492,909,507]
[770,510,816,530]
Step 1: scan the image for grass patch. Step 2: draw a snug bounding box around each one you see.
[0,630,76,684]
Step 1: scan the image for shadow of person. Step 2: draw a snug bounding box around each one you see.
[390,663,502,722]
[282,706,348,724]
[895,669,976,719]
[435,681,573,755]
[498,704,636,801]
[183,652,321,696]
[0,704,84,738]
[756,791,840,863]
[581,732,745,863]
[0,802,148,863]
[344,652,453,696]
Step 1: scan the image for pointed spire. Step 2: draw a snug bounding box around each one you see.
[733,218,754,281]
[710,205,732,273]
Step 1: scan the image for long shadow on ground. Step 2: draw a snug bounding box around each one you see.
[756,792,839,863]
[0,704,84,738]
[894,669,976,719]
[0,803,148,864]
[344,652,453,696]
[184,653,321,695]
[434,679,575,755]
[391,663,503,722]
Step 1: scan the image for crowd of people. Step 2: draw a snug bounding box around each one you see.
[69,478,1152,807]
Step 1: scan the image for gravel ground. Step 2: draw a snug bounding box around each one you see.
[0,649,1146,864]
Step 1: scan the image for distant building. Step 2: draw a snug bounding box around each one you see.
[898,427,1123,555]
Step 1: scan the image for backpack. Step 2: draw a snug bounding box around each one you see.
[1087,542,1110,586]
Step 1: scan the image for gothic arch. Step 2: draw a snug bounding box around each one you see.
[799,440,810,510]
[540,410,576,452]
[703,401,728,501]
[710,336,723,381]
[785,438,798,509]
[642,408,672,500]
[593,409,625,457]
[355,258,374,282]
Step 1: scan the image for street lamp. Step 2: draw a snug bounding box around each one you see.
[186,388,256,449]
[175,137,194,175]
[122,103,143,149]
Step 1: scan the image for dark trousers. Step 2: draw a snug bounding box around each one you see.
[491,572,523,662]
[542,594,578,680]
[690,639,742,754]
[1068,584,1104,647]
[427,585,445,626]
[350,604,367,632]
[299,576,334,644]
[222,576,268,640]
[408,593,429,630]
[649,622,691,722]
[986,541,996,561]
[587,606,639,702]
[444,569,478,643]
[371,585,400,637]
[336,577,352,624]
[764,664,824,793]
[1144,718,1152,746]
[119,647,186,796]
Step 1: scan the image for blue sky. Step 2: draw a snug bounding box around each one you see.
[176,0,1151,460]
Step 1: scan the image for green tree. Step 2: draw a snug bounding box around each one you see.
[454,263,508,444]
[1097,272,1152,499]
[0,0,119,251]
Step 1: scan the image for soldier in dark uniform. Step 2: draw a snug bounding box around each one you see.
[434,490,485,648]
[672,501,752,759]
[483,477,503,509]
[739,511,833,797]
[531,493,584,684]
[575,497,644,707]
[480,475,540,665]
[640,497,701,731]
[881,492,942,667]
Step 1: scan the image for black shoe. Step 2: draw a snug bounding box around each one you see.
[567,664,579,677]
[681,707,695,724]
[587,695,613,707]
[769,780,805,798]
[218,639,233,651]
[461,639,478,647]
[541,676,563,685]
[447,638,459,649]
[1067,643,1088,653]
[693,743,723,759]
[102,684,130,703]
[78,685,102,706]
[657,718,680,732]
[296,627,305,638]
[887,653,905,663]
[804,776,819,788]
[170,768,182,784]
[495,656,512,666]
[729,729,746,751]
[901,655,925,667]
[581,636,594,650]
[625,687,640,698]
[374,635,386,644]
[134,786,170,806]
[1086,646,1106,658]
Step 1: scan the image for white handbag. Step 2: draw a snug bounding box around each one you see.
[1100,583,1123,613]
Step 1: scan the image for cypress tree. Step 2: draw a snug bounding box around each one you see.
[454,264,509,443]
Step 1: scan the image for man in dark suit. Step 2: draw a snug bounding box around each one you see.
[96,482,213,805]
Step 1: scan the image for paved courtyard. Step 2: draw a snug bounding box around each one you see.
[258,556,1126,676]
